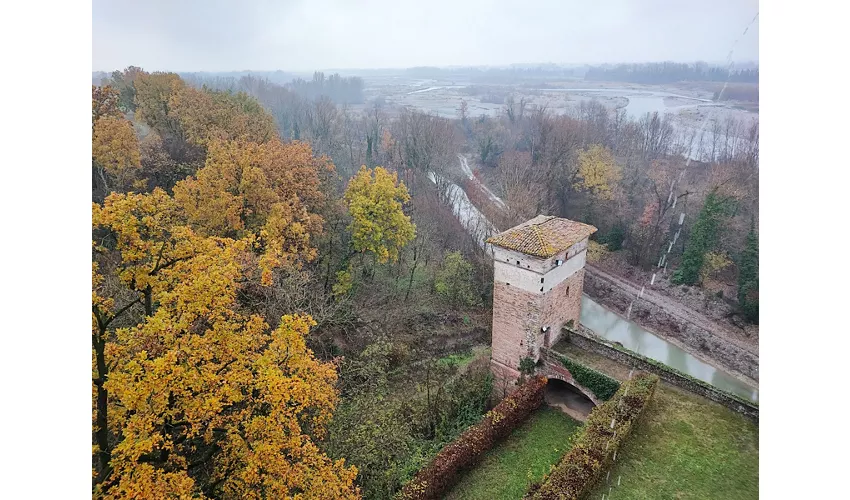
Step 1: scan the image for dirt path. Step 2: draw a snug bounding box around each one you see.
[587,264,758,356]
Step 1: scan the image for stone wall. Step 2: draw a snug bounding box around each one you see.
[583,269,759,382]
[539,359,602,406]
[557,328,759,421]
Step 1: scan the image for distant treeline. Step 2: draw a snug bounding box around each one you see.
[585,62,758,84]
[404,65,583,83]
[180,70,297,86]
[288,72,364,104]
[184,71,364,104]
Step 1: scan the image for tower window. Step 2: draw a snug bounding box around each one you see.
[540,287,544,292]
[540,277,544,283]
[516,260,520,265]
[566,286,570,296]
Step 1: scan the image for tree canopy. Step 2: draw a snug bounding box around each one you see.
[343,166,415,264]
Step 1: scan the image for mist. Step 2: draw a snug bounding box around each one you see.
[93,0,759,72]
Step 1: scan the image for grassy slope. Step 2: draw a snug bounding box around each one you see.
[589,385,759,500]
[446,407,582,500]
[554,342,759,499]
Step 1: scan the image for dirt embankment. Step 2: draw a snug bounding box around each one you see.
[583,265,758,384]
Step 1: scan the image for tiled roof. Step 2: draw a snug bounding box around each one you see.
[486,215,597,258]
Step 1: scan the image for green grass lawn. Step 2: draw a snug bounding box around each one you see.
[445,407,582,500]
[589,385,759,500]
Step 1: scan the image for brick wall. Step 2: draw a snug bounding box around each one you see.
[539,269,585,349]
[491,268,587,392]
[491,281,540,372]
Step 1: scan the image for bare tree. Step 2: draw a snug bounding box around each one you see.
[496,151,553,226]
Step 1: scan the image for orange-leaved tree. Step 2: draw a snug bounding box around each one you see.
[93,85,122,126]
[169,86,278,147]
[92,116,142,193]
[92,189,359,498]
[343,166,415,264]
[172,139,331,285]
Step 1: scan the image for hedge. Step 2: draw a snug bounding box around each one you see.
[397,376,547,500]
[525,373,659,500]
[552,352,620,401]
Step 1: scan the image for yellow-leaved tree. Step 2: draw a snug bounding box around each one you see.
[343,166,415,264]
[169,86,278,147]
[172,139,330,285]
[574,144,621,201]
[92,190,359,499]
[92,116,142,193]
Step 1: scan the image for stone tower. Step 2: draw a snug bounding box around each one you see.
[486,215,597,391]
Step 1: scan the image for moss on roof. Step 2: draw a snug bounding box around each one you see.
[486,215,597,258]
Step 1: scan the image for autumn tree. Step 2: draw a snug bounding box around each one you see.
[172,139,329,285]
[496,151,550,227]
[434,252,480,307]
[92,116,142,193]
[392,109,458,197]
[108,66,144,112]
[169,86,278,147]
[343,166,415,265]
[134,71,185,138]
[93,85,122,125]
[574,144,621,202]
[92,190,359,498]
[627,160,692,267]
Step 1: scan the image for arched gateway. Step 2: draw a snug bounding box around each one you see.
[485,215,597,394]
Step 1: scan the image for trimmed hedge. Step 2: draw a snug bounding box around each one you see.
[397,376,547,500]
[552,352,620,401]
[525,373,659,500]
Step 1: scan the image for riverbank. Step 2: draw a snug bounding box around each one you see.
[584,265,759,384]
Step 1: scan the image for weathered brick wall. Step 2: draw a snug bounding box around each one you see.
[491,245,590,394]
[491,282,540,372]
[539,269,585,349]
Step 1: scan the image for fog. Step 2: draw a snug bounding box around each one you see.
[93,0,758,72]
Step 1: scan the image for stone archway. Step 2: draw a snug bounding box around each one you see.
[544,378,596,421]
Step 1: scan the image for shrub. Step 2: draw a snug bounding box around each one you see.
[518,357,537,376]
[398,376,547,499]
[435,251,481,307]
[586,240,610,264]
[552,353,620,401]
[526,373,659,500]
[700,251,732,283]
[600,225,625,251]
[329,350,493,499]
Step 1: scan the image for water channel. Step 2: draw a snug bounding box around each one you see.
[580,296,758,403]
[431,160,759,404]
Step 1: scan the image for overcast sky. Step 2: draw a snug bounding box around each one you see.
[93,0,759,73]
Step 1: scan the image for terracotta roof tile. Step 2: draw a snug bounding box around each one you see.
[486,215,597,258]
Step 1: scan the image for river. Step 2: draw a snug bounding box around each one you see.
[431,158,759,403]
[580,296,758,403]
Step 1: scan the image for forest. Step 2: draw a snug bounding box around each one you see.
[585,62,759,84]
[92,66,758,499]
